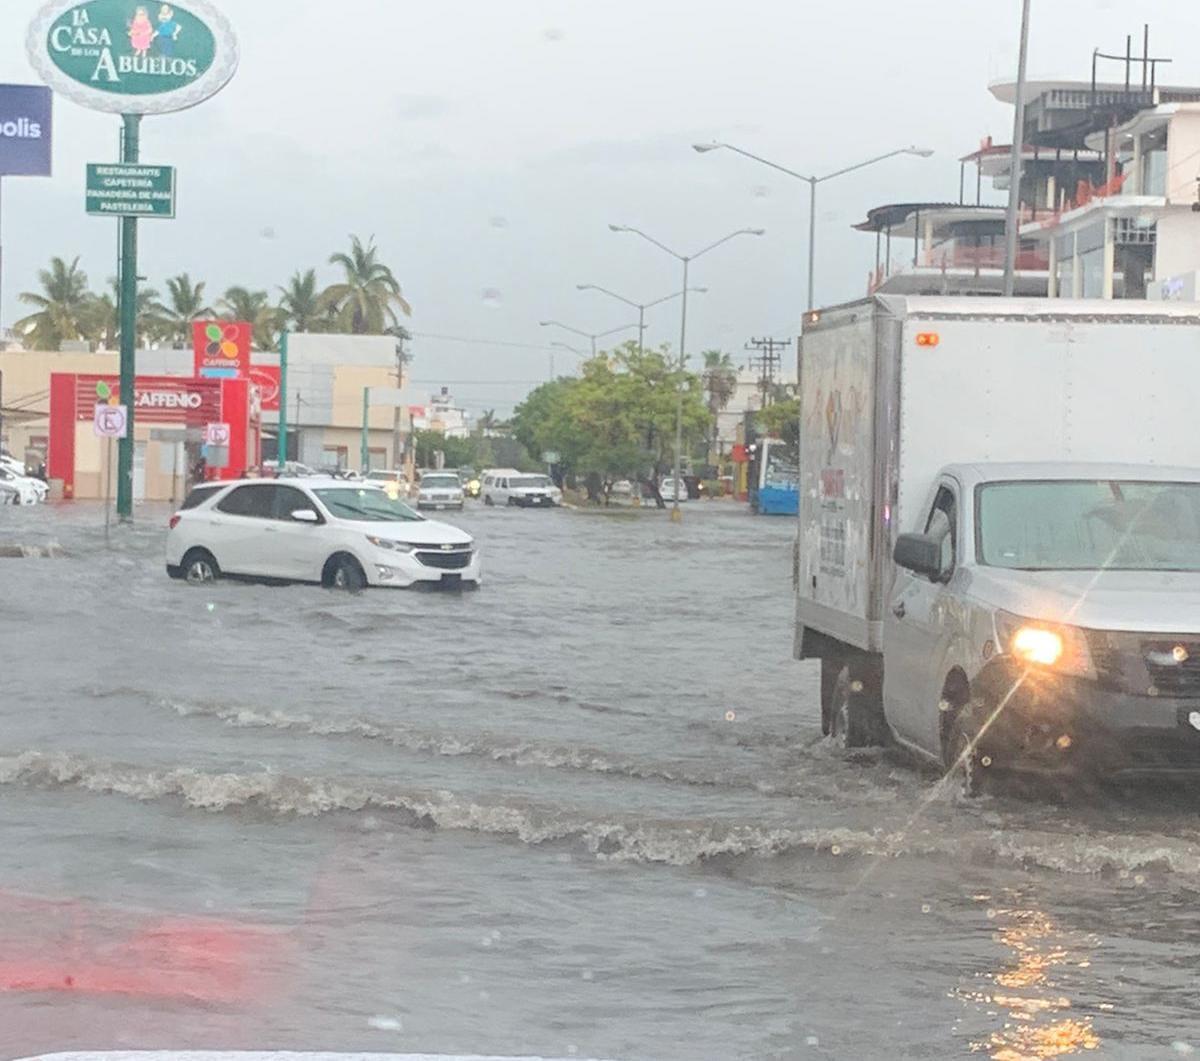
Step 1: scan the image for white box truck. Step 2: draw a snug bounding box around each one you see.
[795,295,1200,790]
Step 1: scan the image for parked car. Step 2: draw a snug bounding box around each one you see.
[660,477,689,503]
[165,478,480,590]
[416,471,465,510]
[263,460,317,478]
[0,466,44,505]
[482,470,561,507]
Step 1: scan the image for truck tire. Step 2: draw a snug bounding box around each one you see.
[820,658,840,736]
[830,659,887,749]
[944,700,991,797]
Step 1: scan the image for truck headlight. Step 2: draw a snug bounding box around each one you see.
[366,535,416,553]
[995,612,1094,678]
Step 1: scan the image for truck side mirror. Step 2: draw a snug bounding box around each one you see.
[894,533,944,580]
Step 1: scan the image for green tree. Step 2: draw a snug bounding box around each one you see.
[322,235,412,334]
[151,272,212,345]
[277,268,321,333]
[759,396,800,450]
[511,341,711,503]
[701,349,738,460]
[14,256,94,350]
[220,285,280,351]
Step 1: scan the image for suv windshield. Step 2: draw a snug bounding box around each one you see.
[511,476,551,489]
[315,487,423,522]
[977,480,1200,571]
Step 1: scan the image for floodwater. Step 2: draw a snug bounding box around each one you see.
[2,499,1200,1060]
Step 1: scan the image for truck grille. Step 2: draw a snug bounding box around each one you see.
[416,549,472,570]
[1087,631,1200,698]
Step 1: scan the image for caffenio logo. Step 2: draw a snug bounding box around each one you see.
[27,0,238,115]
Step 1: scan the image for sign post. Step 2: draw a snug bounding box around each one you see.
[93,396,127,543]
[27,0,240,520]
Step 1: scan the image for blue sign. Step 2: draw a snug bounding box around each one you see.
[0,84,52,177]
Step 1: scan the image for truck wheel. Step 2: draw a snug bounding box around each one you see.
[944,702,990,797]
[819,658,840,736]
[830,661,886,749]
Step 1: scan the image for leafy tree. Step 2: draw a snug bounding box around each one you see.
[277,268,321,333]
[151,272,212,345]
[219,285,280,351]
[701,349,738,459]
[510,340,711,503]
[759,396,800,450]
[322,235,411,334]
[14,256,94,350]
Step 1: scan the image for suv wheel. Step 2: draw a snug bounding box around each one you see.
[325,554,366,592]
[181,549,219,585]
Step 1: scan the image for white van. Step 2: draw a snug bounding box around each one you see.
[482,469,561,508]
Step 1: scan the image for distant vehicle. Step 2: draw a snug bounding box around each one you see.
[610,479,635,498]
[166,478,480,590]
[416,471,465,510]
[365,469,408,487]
[463,475,482,499]
[751,438,799,516]
[482,470,561,507]
[796,294,1200,791]
[0,466,43,504]
[660,477,689,503]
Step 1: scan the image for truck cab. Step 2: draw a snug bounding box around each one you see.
[884,463,1200,786]
[793,295,1200,788]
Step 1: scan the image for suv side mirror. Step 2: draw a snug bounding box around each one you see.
[291,508,320,523]
[894,532,944,580]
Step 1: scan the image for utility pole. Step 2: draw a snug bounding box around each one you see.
[392,330,408,470]
[745,336,790,407]
[1003,0,1033,296]
[116,113,141,519]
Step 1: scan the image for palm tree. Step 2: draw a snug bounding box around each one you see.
[277,268,321,333]
[88,277,162,349]
[321,235,412,334]
[220,285,280,351]
[701,350,738,462]
[14,256,94,350]
[151,272,212,346]
[476,409,498,435]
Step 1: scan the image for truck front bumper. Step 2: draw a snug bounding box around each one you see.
[974,660,1200,778]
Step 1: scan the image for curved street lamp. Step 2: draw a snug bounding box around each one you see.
[692,142,933,311]
[538,319,639,357]
[576,283,708,356]
[607,224,765,519]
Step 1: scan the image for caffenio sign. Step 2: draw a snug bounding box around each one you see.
[26,0,238,114]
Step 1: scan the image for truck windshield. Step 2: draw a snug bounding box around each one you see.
[977,480,1200,571]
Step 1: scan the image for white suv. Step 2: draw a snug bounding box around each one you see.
[416,471,465,510]
[165,478,481,590]
[482,471,561,508]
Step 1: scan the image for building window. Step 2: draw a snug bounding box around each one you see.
[321,446,348,470]
[1140,131,1167,196]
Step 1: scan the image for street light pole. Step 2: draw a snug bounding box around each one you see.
[1003,0,1033,296]
[576,284,708,359]
[693,142,933,312]
[540,319,639,360]
[608,224,764,521]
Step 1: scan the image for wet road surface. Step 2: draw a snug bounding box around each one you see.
[2,500,1200,1059]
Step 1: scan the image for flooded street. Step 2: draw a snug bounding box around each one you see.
[3,500,1200,1059]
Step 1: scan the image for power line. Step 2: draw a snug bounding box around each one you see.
[409,331,560,352]
[745,336,791,406]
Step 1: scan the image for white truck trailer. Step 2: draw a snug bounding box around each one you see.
[795,295,1200,788]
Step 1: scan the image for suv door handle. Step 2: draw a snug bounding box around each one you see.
[892,601,906,619]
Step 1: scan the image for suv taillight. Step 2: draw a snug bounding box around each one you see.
[169,514,182,530]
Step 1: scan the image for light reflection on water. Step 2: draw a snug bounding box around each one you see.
[963,896,1102,1059]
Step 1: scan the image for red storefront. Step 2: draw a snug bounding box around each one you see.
[48,374,260,500]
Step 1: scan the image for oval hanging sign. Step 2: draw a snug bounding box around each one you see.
[26,0,238,114]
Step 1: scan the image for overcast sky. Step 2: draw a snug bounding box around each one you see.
[3,0,1199,412]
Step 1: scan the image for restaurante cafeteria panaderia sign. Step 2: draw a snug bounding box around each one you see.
[26,0,238,114]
